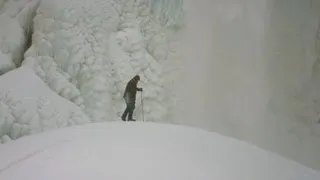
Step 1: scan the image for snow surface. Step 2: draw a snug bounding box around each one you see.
[0,67,90,143]
[0,122,319,180]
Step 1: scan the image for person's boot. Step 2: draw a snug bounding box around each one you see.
[122,107,129,121]
[128,112,135,121]
[121,113,127,121]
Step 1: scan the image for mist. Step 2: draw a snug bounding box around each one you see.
[179,0,320,169]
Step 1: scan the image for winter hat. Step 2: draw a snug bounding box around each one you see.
[134,75,140,81]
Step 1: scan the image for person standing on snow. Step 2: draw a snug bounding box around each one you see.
[121,75,143,121]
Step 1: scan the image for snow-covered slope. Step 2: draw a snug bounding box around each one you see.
[0,122,319,179]
[0,67,90,143]
[0,0,39,74]
[22,0,184,122]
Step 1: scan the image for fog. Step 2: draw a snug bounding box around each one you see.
[180,0,320,170]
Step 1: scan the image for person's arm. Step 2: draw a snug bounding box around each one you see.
[137,87,143,91]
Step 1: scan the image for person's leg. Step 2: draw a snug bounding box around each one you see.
[128,102,135,121]
[122,93,130,121]
[121,104,129,121]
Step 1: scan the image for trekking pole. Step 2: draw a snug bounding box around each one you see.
[141,91,145,122]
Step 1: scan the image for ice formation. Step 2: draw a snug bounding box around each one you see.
[0,0,39,74]
[0,67,90,143]
[21,0,184,123]
[0,0,185,142]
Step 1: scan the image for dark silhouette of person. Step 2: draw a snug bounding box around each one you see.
[121,75,143,121]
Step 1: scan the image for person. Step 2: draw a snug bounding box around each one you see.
[121,75,143,121]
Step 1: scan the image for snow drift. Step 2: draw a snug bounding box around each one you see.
[0,122,319,180]
[0,67,90,143]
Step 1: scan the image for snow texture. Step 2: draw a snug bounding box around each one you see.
[0,0,39,74]
[22,0,184,123]
[0,122,319,179]
[0,67,90,143]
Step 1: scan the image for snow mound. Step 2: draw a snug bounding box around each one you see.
[22,0,184,122]
[0,122,319,179]
[0,67,90,143]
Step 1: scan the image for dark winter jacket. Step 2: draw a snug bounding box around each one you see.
[123,76,142,102]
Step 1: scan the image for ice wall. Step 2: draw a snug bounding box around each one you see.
[181,0,320,170]
[22,0,185,123]
[0,67,90,143]
[0,0,39,74]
